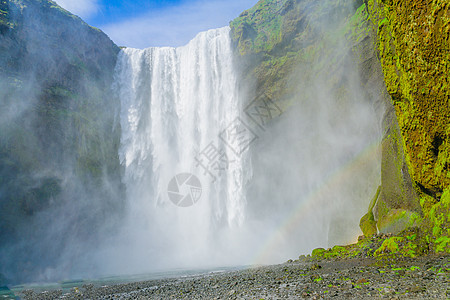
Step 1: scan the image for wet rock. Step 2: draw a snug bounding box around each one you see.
[18,255,449,299]
[409,285,425,293]
[356,278,368,284]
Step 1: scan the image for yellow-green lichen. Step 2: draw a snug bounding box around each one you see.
[424,188,450,253]
[360,186,380,236]
[368,0,450,201]
[373,232,427,258]
[377,210,422,235]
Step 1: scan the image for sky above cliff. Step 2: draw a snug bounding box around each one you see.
[54,0,258,48]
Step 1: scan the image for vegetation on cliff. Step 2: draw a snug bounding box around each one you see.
[370,0,450,199]
[363,0,450,254]
[325,0,450,256]
[230,0,370,106]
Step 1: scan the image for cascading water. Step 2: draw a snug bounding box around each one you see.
[105,24,382,277]
[111,27,254,273]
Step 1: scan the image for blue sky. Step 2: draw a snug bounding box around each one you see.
[54,0,258,48]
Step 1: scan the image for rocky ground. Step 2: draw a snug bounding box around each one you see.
[18,254,449,299]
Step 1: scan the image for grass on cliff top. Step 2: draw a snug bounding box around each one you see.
[230,0,289,53]
[8,0,102,32]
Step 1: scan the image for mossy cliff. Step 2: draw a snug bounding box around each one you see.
[230,0,372,104]
[360,0,449,254]
[370,0,450,198]
[0,0,123,283]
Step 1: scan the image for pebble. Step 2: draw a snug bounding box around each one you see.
[16,255,449,299]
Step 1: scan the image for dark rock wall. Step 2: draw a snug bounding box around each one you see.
[0,0,124,283]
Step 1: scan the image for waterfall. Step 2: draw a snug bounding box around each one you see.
[108,24,382,277]
[112,27,252,272]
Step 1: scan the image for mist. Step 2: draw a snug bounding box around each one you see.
[0,0,123,284]
[82,0,384,278]
[243,0,384,263]
[0,0,385,285]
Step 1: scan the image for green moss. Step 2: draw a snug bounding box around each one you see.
[360,212,377,236]
[435,236,450,253]
[309,226,430,261]
[372,233,427,258]
[360,186,381,236]
[368,0,450,199]
[0,0,14,30]
[378,17,388,30]
[230,0,287,55]
[424,188,450,253]
[311,242,370,261]
[378,210,422,234]
[231,0,374,106]
[346,3,370,43]
[311,248,326,258]
[374,237,401,256]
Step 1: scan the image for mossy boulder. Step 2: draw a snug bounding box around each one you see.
[423,188,450,254]
[310,227,429,261]
[374,113,422,232]
[376,209,422,235]
[373,228,429,258]
[360,213,377,237]
[311,248,327,258]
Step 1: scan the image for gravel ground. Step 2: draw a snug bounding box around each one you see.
[19,255,449,299]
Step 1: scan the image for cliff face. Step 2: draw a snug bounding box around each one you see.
[366,0,450,253]
[230,0,373,101]
[0,0,123,283]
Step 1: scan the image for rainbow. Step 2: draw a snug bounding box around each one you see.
[249,141,382,265]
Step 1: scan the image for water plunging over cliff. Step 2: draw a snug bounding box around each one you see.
[110,24,382,275]
[112,27,254,272]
